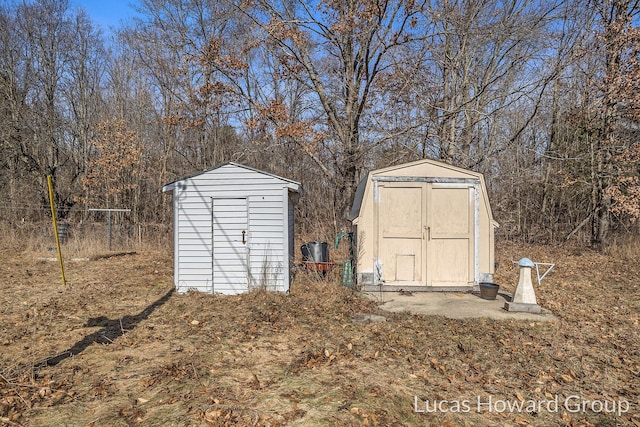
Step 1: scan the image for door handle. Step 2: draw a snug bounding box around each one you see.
[242,230,246,244]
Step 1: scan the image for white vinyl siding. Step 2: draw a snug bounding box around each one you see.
[287,193,295,286]
[176,195,212,293]
[288,195,295,261]
[247,194,284,291]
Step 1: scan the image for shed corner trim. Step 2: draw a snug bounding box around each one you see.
[162,183,176,193]
[285,182,301,192]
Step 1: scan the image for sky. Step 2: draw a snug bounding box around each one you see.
[73,0,139,32]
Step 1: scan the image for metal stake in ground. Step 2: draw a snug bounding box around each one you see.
[47,175,67,287]
[88,208,131,251]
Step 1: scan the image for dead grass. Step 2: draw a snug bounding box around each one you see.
[0,240,639,426]
[6,220,170,261]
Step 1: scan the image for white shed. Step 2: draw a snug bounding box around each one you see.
[162,162,301,294]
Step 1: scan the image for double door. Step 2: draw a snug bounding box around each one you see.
[377,182,476,287]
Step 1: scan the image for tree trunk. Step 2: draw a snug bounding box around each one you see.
[590,0,632,250]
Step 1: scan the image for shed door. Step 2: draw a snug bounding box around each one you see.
[378,184,425,283]
[212,198,249,293]
[428,185,474,287]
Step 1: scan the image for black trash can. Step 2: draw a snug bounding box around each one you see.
[301,241,329,263]
[479,282,500,300]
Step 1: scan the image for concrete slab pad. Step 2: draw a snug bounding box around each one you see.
[363,291,557,321]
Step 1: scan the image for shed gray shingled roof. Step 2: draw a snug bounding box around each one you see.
[348,175,368,221]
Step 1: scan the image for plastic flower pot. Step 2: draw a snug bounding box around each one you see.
[479,282,500,300]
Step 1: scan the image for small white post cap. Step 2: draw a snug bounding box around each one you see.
[518,257,535,267]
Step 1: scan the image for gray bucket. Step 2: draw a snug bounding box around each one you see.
[301,241,329,263]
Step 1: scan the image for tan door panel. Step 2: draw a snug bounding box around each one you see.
[431,186,470,236]
[430,239,469,283]
[428,186,474,286]
[378,185,424,283]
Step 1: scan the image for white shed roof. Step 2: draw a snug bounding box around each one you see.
[162,162,301,193]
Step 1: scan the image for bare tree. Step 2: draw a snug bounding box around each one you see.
[0,0,107,220]
[235,0,427,224]
[414,0,567,169]
[121,0,248,174]
[2,0,639,248]
[590,0,640,248]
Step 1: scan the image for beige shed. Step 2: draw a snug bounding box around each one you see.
[349,159,498,291]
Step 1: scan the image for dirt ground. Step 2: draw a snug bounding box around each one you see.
[1,241,639,426]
